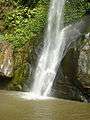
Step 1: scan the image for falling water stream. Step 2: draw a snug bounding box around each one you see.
[31,0,66,96]
[30,0,89,102]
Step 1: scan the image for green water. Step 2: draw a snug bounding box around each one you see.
[0,90,90,120]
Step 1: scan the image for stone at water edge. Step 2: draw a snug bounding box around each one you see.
[0,41,13,78]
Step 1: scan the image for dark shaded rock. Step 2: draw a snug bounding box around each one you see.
[77,39,90,100]
[86,9,90,15]
[0,75,12,89]
[21,0,39,7]
[50,48,84,101]
[50,36,90,102]
[49,14,90,102]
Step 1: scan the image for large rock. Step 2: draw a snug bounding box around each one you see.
[0,39,33,90]
[50,48,84,101]
[0,41,13,77]
[50,37,90,102]
[77,39,90,99]
[7,44,30,91]
[49,14,90,102]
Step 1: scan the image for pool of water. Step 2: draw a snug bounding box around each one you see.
[0,90,90,120]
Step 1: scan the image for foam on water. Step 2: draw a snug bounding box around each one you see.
[18,92,54,100]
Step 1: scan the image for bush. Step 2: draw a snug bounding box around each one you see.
[64,0,87,24]
[4,0,49,49]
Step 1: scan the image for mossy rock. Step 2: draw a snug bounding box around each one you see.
[0,41,13,77]
[8,63,29,91]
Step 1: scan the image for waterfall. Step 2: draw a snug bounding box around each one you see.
[31,0,66,96]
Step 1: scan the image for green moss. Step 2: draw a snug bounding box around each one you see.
[8,63,29,91]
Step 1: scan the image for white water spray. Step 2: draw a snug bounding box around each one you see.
[31,0,66,96]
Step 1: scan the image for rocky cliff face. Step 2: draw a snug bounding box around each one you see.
[77,39,90,100]
[0,41,13,89]
[0,41,13,77]
[49,14,90,102]
[0,38,43,91]
[50,35,90,102]
[7,44,30,91]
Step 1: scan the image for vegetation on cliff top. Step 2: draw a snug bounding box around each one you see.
[0,0,89,49]
[0,0,49,49]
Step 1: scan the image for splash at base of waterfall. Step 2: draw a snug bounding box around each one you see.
[0,90,55,100]
[18,92,55,100]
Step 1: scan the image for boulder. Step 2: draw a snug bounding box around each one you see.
[50,36,90,102]
[0,41,13,77]
[7,44,30,91]
[50,48,84,101]
[77,39,90,99]
[49,14,90,102]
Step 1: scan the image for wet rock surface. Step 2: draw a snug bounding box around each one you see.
[77,39,90,100]
[7,44,31,91]
[0,41,13,77]
[49,15,90,102]
[50,38,90,102]
[50,48,83,101]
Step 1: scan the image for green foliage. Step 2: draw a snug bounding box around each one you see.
[4,0,49,49]
[8,63,29,91]
[1,0,89,49]
[64,0,88,24]
[0,34,4,40]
